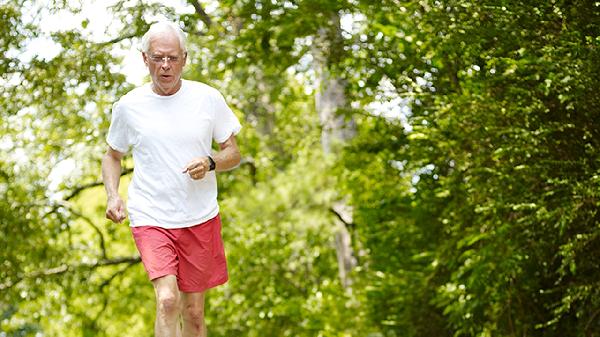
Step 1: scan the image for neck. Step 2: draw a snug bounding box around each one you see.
[152,79,182,96]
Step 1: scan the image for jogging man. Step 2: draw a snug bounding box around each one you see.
[101,21,241,337]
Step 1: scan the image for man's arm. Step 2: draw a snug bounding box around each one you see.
[101,147,127,223]
[214,134,241,171]
[183,134,241,180]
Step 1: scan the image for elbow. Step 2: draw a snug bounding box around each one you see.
[233,150,242,168]
[102,147,124,167]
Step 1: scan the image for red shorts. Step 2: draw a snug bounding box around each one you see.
[131,215,228,293]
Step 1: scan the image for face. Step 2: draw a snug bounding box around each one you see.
[142,32,187,96]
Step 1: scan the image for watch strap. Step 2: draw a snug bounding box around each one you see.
[207,156,216,171]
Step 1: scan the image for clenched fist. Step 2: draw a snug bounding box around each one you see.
[106,196,127,223]
[182,156,212,180]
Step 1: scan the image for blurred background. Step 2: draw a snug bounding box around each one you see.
[1,0,599,336]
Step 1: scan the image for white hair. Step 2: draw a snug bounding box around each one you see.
[140,21,187,54]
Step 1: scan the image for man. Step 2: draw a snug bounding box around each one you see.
[101,21,241,337]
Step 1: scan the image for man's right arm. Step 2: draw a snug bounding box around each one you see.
[101,147,127,223]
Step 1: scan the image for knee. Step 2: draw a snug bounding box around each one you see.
[182,304,204,322]
[157,292,180,317]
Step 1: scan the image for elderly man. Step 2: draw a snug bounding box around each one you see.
[101,21,241,337]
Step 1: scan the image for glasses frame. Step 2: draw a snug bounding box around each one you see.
[146,53,185,65]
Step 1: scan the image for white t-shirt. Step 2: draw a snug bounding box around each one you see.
[106,80,241,228]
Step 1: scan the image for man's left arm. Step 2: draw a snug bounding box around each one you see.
[183,134,240,180]
[213,134,241,172]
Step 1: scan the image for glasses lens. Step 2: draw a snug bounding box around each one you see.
[150,56,179,64]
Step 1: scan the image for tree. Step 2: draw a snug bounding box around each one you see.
[339,0,600,336]
[2,0,599,336]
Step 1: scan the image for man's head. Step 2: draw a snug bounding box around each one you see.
[141,22,187,96]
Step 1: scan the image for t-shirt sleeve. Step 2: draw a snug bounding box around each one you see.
[212,91,242,143]
[106,102,131,153]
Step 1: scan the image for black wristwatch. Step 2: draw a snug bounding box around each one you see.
[207,156,216,171]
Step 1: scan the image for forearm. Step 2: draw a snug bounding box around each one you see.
[101,153,122,199]
[183,135,240,179]
[213,146,241,172]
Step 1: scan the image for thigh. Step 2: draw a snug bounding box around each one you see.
[175,215,228,292]
[131,226,179,281]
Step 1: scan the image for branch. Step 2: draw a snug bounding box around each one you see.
[586,307,600,336]
[97,19,158,46]
[0,256,141,291]
[239,157,257,185]
[189,0,212,28]
[64,167,133,201]
[61,203,108,259]
[442,52,462,93]
[329,206,355,231]
[100,32,139,46]
[99,262,137,290]
[93,262,138,323]
[40,201,107,259]
[182,27,207,37]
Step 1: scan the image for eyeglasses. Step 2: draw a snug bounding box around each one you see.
[148,55,183,64]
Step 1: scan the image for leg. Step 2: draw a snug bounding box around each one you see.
[152,275,182,337]
[181,291,207,337]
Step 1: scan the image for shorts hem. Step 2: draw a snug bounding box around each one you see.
[178,276,229,293]
[148,271,178,282]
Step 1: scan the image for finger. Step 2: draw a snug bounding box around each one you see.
[116,205,126,221]
[189,167,206,176]
[185,160,202,171]
[107,207,123,223]
[106,208,116,218]
[193,168,208,176]
[192,162,209,173]
[107,212,118,223]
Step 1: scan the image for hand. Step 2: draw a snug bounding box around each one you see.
[106,196,127,223]
[182,157,211,180]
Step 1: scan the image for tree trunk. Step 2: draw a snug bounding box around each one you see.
[312,11,356,290]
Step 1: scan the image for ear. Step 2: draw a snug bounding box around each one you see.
[182,52,188,66]
[142,52,149,66]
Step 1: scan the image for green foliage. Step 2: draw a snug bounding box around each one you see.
[1,0,599,336]
[213,151,361,336]
[339,0,600,336]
